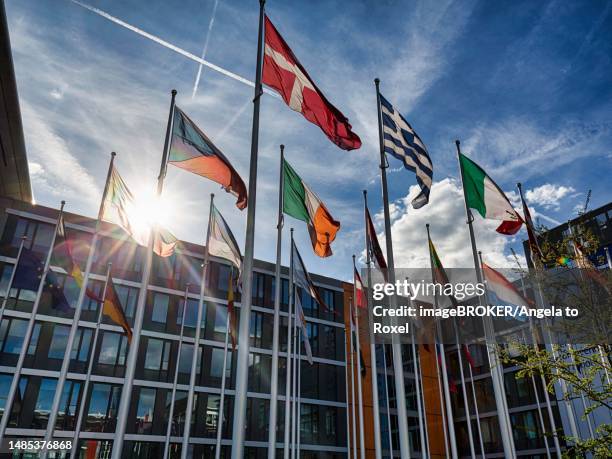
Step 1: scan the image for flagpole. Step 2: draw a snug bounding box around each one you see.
[455,139,516,458]
[182,193,214,459]
[268,144,285,457]
[381,345,394,458]
[214,293,232,459]
[361,190,382,459]
[353,298,366,459]
[43,152,117,456]
[232,1,265,456]
[290,288,299,459]
[0,235,26,322]
[296,328,302,456]
[343,324,352,458]
[111,89,177,459]
[434,338,450,457]
[283,229,295,459]
[409,321,427,458]
[0,200,66,444]
[452,317,476,459]
[349,301,358,459]
[516,183,564,456]
[465,345,486,458]
[374,77,411,459]
[163,283,190,459]
[414,339,430,458]
[68,262,112,459]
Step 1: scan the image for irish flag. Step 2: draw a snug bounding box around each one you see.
[283,158,340,257]
[482,262,531,306]
[459,153,523,235]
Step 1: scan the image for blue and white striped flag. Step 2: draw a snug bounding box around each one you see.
[380,94,433,208]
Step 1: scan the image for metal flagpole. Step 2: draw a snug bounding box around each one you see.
[0,200,66,444]
[515,185,563,456]
[344,325,352,458]
[43,152,117,456]
[111,89,177,459]
[163,283,190,459]
[182,193,215,459]
[349,301,358,459]
[0,236,27,322]
[354,299,366,459]
[362,190,383,459]
[426,224,459,459]
[290,287,299,459]
[455,139,516,458]
[374,77,411,459]
[283,229,295,459]
[452,318,476,459]
[214,294,232,459]
[410,322,427,458]
[268,144,285,457]
[414,340,430,459]
[434,341,450,457]
[465,345,486,458]
[231,1,265,456]
[69,262,113,459]
[381,345,394,458]
[296,328,302,456]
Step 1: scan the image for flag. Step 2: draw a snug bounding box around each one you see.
[291,240,331,314]
[353,267,367,309]
[12,248,70,312]
[458,153,523,235]
[283,158,340,257]
[349,306,366,377]
[428,235,458,309]
[482,262,531,307]
[227,269,238,350]
[379,94,432,208]
[55,216,102,302]
[262,15,361,151]
[463,344,476,369]
[519,190,543,265]
[169,107,247,210]
[102,167,177,257]
[365,207,388,279]
[103,274,132,342]
[208,203,242,272]
[295,294,313,365]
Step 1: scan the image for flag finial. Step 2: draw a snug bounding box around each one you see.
[280,144,284,152]
[111,151,116,158]
[171,89,177,96]
[374,78,380,86]
[455,139,460,147]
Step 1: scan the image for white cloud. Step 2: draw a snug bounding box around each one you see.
[525,183,576,210]
[373,178,526,269]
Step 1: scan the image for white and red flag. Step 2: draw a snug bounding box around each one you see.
[354,266,367,309]
[262,16,361,151]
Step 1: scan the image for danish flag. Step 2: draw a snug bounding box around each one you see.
[262,15,362,151]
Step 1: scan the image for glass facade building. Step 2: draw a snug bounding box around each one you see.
[0,198,349,458]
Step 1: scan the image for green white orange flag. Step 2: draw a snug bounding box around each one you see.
[283,158,340,257]
[458,153,523,235]
[102,167,177,257]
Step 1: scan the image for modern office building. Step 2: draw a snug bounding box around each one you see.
[0,197,350,458]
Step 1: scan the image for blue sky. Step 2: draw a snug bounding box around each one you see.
[6,0,612,281]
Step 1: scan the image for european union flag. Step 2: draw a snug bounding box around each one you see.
[12,248,70,312]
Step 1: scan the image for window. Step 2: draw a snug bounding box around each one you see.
[250,312,264,347]
[0,319,27,354]
[86,383,121,432]
[135,388,156,434]
[177,298,203,329]
[56,380,81,431]
[217,264,231,292]
[214,305,228,333]
[70,328,92,362]
[114,284,138,319]
[27,323,42,355]
[211,347,231,379]
[144,338,170,372]
[152,293,169,323]
[49,324,70,359]
[33,378,58,428]
[98,332,127,366]
[178,344,194,374]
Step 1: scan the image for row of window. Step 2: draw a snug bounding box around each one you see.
[0,374,346,446]
[0,215,344,322]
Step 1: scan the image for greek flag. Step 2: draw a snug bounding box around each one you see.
[380,94,433,208]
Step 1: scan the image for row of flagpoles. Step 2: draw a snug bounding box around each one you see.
[1,0,606,456]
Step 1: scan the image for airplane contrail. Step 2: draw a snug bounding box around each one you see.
[216,97,251,142]
[70,0,278,97]
[192,0,220,99]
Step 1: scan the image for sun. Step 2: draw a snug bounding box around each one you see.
[127,187,175,235]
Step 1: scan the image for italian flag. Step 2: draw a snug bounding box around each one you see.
[459,153,523,235]
[482,263,531,306]
[283,158,340,257]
